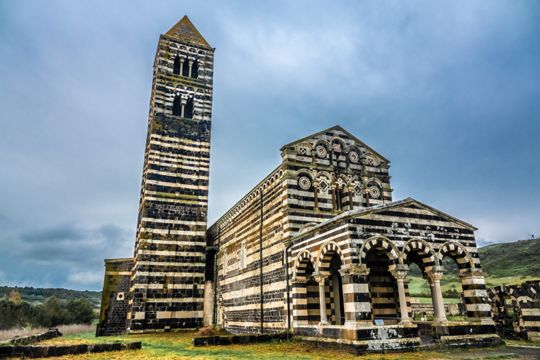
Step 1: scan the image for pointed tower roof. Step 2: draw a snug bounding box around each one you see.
[165,15,212,49]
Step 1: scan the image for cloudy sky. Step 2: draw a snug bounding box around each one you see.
[0,0,539,291]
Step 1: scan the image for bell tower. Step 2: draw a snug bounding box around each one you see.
[129,16,214,331]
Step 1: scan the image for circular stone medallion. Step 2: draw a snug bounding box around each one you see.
[298,176,312,190]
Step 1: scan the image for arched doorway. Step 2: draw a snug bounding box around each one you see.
[402,239,437,323]
[316,241,345,326]
[439,241,475,322]
[365,248,400,324]
[291,251,320,326]
[328,253,344,325]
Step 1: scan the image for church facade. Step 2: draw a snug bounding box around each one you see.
[97,16,501,351]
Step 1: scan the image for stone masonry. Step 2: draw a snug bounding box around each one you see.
[97,15,502,353]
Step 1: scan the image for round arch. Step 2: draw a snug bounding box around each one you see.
[359,236,400,267]
[401,237,438,273]
[316,241,344,275]
[292,250,314,281]
[438,241,475,273]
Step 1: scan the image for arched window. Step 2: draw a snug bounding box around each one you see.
[173,56,181,75]
[172,95,182,116]
[182,59,190,77]
[184,97,194,119]
[191,60,199,78]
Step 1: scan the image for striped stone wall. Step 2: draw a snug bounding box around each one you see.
[489,281,540,341]
[207,125,497,347]
[128,17,215,332]
[289,198,495,329]
[207,126,394,334]
[97,258,134,336]
[208,167,288,333]
[280,126,393,236]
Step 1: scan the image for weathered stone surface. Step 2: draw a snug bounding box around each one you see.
[0,342,142,358]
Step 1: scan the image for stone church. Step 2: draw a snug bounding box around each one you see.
[97,16,501,351]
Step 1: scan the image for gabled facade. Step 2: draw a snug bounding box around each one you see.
[206,126,501,350]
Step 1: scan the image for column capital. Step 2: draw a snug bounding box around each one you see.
[339,264,370,276]
[391,264,409,280]
[312,272,328,284]
[427,265,444,282]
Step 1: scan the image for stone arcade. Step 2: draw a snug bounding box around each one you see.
[97,16,501,351]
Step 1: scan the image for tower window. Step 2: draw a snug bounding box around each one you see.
[173,56,181,75]
[185,97,194,119]
[191,60,199,79]
[172,95,182,116]
[182,59,190,77]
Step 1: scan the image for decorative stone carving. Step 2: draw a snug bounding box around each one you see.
[339,264,370,276]
[391,264,409,280]
[368,186,381,199]
[349,151,359,163]
[428,266,444,282]
[312,272,329,284]
[315,145,327,158]
[298,176,312,190]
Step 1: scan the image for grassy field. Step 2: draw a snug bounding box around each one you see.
[37,328,540,360]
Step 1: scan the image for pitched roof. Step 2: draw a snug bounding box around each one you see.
[165,15,212,49]
[280,125,390,163]
[292,197,477,240]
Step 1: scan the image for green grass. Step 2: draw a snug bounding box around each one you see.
[38,329,538,360]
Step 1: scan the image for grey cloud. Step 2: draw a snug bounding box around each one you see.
[1,223,133,289]
[0,0,539,289]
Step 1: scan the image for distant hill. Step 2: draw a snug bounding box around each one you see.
[408,238,540,300]
[479,237,540,278]
[0,286,101,307]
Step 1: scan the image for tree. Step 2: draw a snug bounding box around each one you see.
[8,290,22,305]
[39,296,64,327]
[64,298,94,324]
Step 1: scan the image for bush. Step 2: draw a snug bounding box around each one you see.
[0,296,95,330]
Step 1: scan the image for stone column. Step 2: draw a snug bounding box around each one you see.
[428,266,447,323]
[459,268,495,324]
[340,264,372,327]
[313,273,329,325]
[203,280,214,326]
[313,182,319,210]
[188,60,193,78]
[391,264,412,325]
[331,186,337,212]
[180,98,185,118]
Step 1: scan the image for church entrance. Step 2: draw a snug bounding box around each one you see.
[365,249,400,325]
